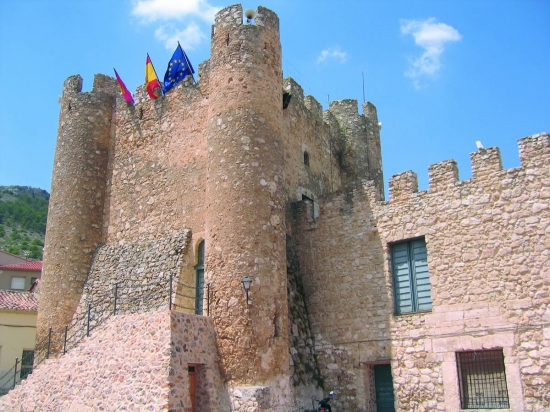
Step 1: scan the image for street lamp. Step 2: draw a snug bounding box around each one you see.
[242,276,252,305]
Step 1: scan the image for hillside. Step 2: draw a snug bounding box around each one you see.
[0,186,49,260]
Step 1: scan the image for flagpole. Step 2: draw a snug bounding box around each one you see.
[178,42,196,85]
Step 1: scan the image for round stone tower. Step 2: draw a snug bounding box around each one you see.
[37,74,117,346]
[205,4,291,402]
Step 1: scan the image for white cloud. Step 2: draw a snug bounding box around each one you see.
[400,18,461,85]
[131,0,220,22]
[155,22,206,50]
[317,47,348,64]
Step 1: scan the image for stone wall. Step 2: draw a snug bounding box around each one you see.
[282,77,343,202]
[287,204,325,408]
[103,73,209,245]
[1,311,227,412]
[294,133,550,411]
[34,230,191,364]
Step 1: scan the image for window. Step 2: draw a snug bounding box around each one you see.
[11,277,26,290]
[20,350,34,380]
[195,241,205,315]
[303,151,310,167]
[282,92,292,109]
[391,237,432,314]
[456,350,509,409]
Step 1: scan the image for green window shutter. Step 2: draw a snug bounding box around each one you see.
[391,238,432,314]
[411,239,432,311]
[392,242,413,314]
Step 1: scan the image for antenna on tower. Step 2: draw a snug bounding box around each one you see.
[362,71,365,104]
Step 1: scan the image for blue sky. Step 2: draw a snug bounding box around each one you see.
[0,0,548,196]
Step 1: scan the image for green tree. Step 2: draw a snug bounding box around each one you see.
[10,229,21,241]
[28,245,41,259]
[7,245,21,255]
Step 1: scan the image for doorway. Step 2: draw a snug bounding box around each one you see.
[374,364,395,412]
[188,366,196,412]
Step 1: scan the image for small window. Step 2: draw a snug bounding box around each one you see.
[31,277,38,284]
[391,237,432,314]
[11,277,26,290]
[456,349,509,409]
[20,350,34,380]
[303,151,310,167]
[195,241,205,315]
[282,92,292,109]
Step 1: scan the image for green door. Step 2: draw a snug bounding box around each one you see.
[374,364,395,412]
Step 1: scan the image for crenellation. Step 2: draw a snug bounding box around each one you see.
[329,98,360,118]
[362,101,377,121]
[389,170,419,200]
[519,132,550,168]
[133,84,149,104]
[362,101,384,199]
[283,77,304,105]
[62,74,83,96]
[92,73,118,96]
[213,4,243,28]
[428,159,459,191]
[198,59,210,84]
[254,6,280,31]
[304,95,323,119]
[470,146,503,179]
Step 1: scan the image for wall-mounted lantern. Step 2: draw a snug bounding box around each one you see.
[242,276,252,305]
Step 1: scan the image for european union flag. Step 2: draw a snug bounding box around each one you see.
[163,43,195,93]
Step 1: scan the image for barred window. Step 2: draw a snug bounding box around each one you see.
[456,349,510,409]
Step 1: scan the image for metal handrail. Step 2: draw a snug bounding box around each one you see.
[30,275,208,370]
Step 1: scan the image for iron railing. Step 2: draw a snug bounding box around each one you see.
[0,275,210,396]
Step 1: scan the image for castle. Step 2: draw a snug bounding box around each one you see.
[1,4,548,411]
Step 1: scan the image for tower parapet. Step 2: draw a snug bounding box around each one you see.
[38,74,117,344]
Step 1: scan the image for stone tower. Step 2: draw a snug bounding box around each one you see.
[205,4,292,401]
[329,99,384,198]
[37,75,117,344]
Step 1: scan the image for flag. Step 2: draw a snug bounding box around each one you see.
[145,54,162,99]
[114,69,135,104]
[163,43,195,93]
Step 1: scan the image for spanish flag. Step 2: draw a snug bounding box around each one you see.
[145,54,162,99]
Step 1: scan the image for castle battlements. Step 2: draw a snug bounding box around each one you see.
[380,132,550,203]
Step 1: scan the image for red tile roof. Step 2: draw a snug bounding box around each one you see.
[0,290,38,312]
[0,261,42,271]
